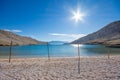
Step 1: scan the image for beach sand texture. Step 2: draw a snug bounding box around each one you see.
[0,56,120,80]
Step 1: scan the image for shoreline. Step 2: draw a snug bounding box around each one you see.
[0,54,120,60]
[0,55,111,61]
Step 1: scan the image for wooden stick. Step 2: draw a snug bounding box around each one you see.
[78,44,80,74]
[9,41,12,63]
[108,53,110,59]
[47,42,50,61]
[108,48,110,59]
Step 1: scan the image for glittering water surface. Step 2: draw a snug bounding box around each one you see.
[0,44,120,58]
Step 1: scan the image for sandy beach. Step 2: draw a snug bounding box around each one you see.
[0,56,120,80]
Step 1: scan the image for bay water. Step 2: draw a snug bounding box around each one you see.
[0,44,120,59]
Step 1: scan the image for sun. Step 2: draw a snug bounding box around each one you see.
[71,8,85,23]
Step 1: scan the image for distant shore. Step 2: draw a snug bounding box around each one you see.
[0,56,120,80]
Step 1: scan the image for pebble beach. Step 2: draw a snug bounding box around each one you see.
[0,56,120,80]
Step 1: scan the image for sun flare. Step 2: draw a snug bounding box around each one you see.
[71,8,85,23]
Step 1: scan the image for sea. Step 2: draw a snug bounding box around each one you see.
[0,44,120,59]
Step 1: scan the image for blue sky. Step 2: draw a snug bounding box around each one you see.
[0,0,120,42]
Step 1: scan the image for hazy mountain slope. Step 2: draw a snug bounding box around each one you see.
[49,41,68,45]
[0,30,46,46]
[72,20,120,46]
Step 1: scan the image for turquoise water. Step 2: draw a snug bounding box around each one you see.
[0,44,120,58]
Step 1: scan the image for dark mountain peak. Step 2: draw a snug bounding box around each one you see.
[72,20,120,46]
[98,20,120,33]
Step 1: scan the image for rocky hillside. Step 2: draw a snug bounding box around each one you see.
[0,30,46,46]
[72,20,120,47]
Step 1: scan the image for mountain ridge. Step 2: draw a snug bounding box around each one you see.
[49,41,68,45]
[0,30,46,46]
[71,20,120,47]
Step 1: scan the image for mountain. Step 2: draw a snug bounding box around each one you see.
[0,30,46,46]
[49,41,68,45]
[71,20,120,47]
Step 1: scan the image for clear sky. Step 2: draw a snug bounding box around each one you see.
[0,0,120,42]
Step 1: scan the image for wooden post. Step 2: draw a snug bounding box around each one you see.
[9,41,12,63]
[108,53,110,59]
[108,48,110,59]
[78,44,80,74]
[47,42,50,61]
